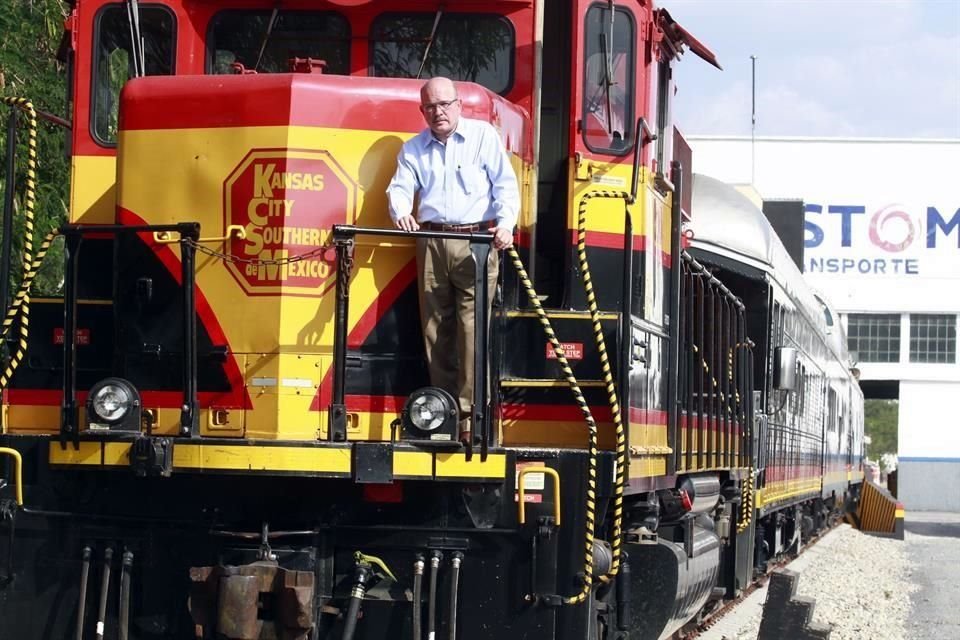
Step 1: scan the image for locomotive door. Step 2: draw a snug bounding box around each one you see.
[568,0,645,317]
[570,2,679,484]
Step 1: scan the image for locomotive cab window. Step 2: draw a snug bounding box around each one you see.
[92,4,175,145]
[370,13,514,95]
[582,4,636,155]
[207,11,350,75]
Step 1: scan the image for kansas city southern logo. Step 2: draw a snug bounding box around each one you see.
[224,149,356,295]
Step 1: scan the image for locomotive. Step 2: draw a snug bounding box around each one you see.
[0,1,863,639]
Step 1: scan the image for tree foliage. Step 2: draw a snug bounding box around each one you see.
[864,398,898,460]
[0,0,70,297]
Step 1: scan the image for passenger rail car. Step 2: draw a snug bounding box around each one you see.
[688,175,865,567]
[0,1,861,639]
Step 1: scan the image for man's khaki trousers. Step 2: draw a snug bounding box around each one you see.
[416,237,499,420]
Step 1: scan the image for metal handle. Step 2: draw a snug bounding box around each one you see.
[153,225,245,245]
[0,447,22,506]
[518,466,561,526]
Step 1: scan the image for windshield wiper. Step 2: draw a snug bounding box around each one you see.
[603,2,620,135]
[125,0,145,77]
[600,33,614,135]
[254,7,280,72]
[416,8,444,80]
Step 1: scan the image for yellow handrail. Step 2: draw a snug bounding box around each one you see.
[518,466,561,526]
[0,447,23,506]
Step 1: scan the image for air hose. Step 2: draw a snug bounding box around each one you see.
[95,546,113,640]
[75,546,92,640]
[448,551,463,640]
[119,550,134,640]
[342,551,396,640]
[412,555,424,640]
[427,551,441,638]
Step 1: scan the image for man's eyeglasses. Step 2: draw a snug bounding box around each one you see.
[422,99,460,113]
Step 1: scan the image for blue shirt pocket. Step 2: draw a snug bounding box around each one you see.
[457,165,487,195]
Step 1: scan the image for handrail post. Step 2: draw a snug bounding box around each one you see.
[619,206,632,477]
[60,228,81,449]
[1,108,17,319]
[0,108,16,433]
[179,223,200,437]
[666,161,683,474]
[328,230,354,442]
[469,241,492,461]
[328,225,496,451]
[55,223,209,445]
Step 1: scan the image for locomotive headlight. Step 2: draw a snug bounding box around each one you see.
[401,387,459,443]
[92,384,132,421]
[409,393,448,431]
[85,378,142,432]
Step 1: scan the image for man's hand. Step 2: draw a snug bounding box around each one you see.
[492,227,513,250]
[395,215,420,232]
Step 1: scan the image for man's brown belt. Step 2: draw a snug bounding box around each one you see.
[420,220,496,232]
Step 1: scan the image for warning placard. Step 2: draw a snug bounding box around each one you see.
[545,342,584,361]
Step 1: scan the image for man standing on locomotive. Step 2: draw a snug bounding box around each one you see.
[386,76,520,439]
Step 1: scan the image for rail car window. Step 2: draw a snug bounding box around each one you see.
[92,5,175,145]
[582,5,636,154]
[827,386,838,432]
[769,303,784,386]
[207,11,350,75]
[370,13,514,95]
[799,364,807,415]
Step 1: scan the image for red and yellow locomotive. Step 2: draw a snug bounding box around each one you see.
[0,1,862,639]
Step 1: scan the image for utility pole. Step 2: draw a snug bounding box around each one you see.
[750,55,757,184]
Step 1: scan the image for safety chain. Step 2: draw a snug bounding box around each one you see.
[0,230,59,343]
[737,467,755,533]
[506,245,600,605]
[0,98,39,390]
[338,242,354,291]
[184,238,332,267]
[575,190,630,588]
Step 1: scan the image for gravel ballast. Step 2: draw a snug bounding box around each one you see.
[701,524,915,639]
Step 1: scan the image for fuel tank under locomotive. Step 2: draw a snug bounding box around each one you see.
[626,523,721,640]
[624,474,724,640]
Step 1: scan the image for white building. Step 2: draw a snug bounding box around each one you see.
[688,136,960,511]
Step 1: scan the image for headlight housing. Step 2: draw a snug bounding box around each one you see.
[85,377,142,432]
[92,383,132,422]
[401,387,459,444]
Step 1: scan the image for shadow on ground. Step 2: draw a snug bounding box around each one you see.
[904,520,960,539]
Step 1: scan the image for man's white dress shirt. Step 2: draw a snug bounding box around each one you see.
[386,117,520,230]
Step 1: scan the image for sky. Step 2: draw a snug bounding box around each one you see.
[660,0,960,138]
